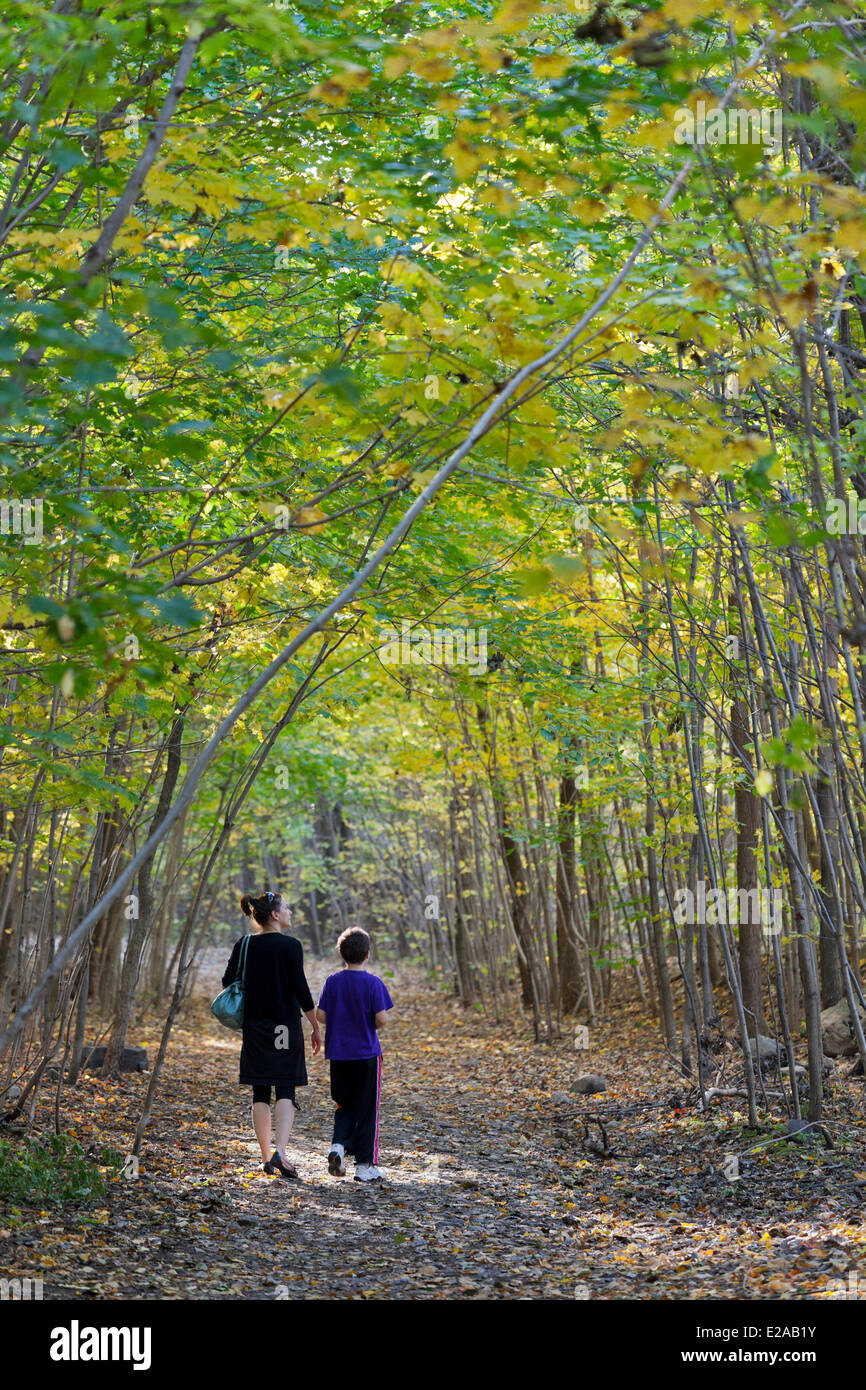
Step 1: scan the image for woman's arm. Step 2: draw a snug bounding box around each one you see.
[287,941,321,1054]
[221,940,241,989]
[304,1007,322,1056]
[287,939,315,1013]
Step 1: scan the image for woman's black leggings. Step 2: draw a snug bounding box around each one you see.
[251,1085,294,1105]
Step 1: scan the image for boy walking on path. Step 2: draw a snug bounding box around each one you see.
[316,927,394,1183]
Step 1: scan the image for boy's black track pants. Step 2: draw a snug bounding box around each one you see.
[330,1056,381,1166]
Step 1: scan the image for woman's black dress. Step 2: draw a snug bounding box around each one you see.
[221,932,315,1098]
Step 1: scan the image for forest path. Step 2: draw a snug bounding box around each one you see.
[8,964,866,1300]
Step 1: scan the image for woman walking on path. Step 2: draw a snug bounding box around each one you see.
[222,890,322,1179]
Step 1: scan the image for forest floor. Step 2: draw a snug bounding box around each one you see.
[3,959,866,1301]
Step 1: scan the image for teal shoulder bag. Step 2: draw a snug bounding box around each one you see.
[211,934,251,1030]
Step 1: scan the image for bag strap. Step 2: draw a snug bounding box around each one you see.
[237,933,251,983]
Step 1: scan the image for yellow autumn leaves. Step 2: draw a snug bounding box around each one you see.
[294,506,327,534]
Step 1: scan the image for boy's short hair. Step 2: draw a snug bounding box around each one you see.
[338,927,371,964]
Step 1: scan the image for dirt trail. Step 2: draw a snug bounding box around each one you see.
[4,962,866,1300]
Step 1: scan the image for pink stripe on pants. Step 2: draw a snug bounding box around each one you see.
[373,1055,382,1164]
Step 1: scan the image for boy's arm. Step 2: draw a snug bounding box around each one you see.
[315,1006,326,1023]
[373,980,394,1030]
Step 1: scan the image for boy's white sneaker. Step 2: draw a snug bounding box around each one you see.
[354,1164,385,1183]
[328,1145,346,1177]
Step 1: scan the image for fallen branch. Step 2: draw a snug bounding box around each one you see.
[698,1087,787,1110]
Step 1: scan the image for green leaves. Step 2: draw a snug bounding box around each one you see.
[303,365,363,409]
[762,719,821,774]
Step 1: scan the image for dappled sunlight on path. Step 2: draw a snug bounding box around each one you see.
[8,963,866,1300]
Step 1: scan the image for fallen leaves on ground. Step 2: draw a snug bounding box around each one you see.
[2,963,865,1300]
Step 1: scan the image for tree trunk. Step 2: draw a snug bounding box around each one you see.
[731,692,764,1036]
[102,716,184,1076]
[555,771,580,1014]
[816,744,844,1006]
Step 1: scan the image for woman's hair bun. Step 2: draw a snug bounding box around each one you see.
[240,889,282,926]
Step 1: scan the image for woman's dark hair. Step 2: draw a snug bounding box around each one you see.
[338,927,370,964]
[240,890,282,927]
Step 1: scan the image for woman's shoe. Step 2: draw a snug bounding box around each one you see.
[264,1150,300,1180]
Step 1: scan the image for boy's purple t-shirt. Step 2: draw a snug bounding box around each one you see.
[318,969,393,1060]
